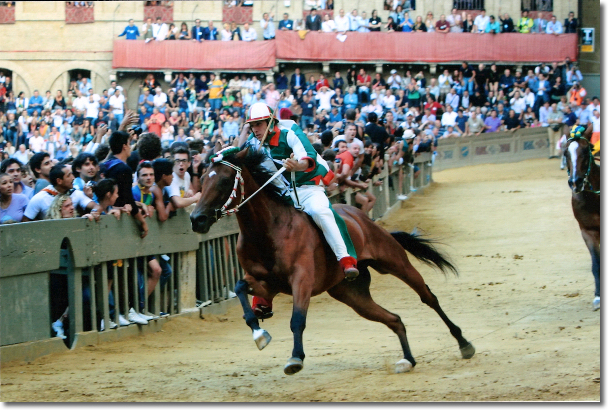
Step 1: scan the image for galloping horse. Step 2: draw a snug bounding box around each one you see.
[190,147,475,374]
[564,131,600,310]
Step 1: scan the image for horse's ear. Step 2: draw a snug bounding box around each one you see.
[214,141,223,154]
[236,146,249,159]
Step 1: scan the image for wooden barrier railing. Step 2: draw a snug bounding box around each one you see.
[1,154,431,362]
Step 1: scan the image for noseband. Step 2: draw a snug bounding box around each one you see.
[566,136,599,194]
[215,160,245,218]
[209,148,287,220]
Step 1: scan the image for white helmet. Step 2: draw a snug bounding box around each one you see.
[246,102,274,124]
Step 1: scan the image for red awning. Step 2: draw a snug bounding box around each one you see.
[275,31,579,63]
[112,39,276,71]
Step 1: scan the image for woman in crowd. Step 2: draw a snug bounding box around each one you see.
[230,22,241,40]
[385,16,399,32]
[462,13,475,32]
[522,106,536,127]
[487,64,500,94]
[413,15,427,31]
[424,11,436,32]
[346,69,357,89]
[221,23,232,40]
[0,172,29,224]
[178,22,191,40]
[16,91,28,115]
[550,76,566,104]
[5,91,17,115]
[166,23,178,40]
[160,121,175,148]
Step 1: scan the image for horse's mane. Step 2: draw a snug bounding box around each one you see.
[222,148,293,206]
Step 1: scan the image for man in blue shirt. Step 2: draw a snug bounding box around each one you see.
[261,12,275,40]
[27,90,44,115]
[191,19,204,42]
[118,19,140,40]
[203,21,218,40]
[278,13,293,30]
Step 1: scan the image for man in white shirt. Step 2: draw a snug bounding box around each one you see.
[348,9,361,31]
[152,17,168,41]
[168,147,201,209]
[79,78,93,95]
[545,16,562,34]
[315,86,335,111]
[334,8,349,32]
[473,9,490,33]
[250,75,262,93]
[72,90,88,114]
[107,80,124,97]
[153,87,168,113]
[108,89,126,123]
[538,101,552,126]
[441,104,458,127]
[382,89,396,111]
[23,163,96,221]
[241,22,258,41]
[446,8,463,32]
[321,14,337,32]
[28,130,45,153]
[387,70,402,90]
[85,95,100,121]
[445,88,460,111]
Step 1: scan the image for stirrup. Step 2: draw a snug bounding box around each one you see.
[254,305,274,320]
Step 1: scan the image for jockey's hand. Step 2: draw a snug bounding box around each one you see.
[283,153,306,172]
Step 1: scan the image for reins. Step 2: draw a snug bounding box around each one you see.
[566,136,600,195]
[212,157,287,219]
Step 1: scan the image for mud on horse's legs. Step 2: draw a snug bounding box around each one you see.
[234,280,272,350]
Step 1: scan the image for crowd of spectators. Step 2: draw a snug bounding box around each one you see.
[0,54,599,219]
[116,4,578,42]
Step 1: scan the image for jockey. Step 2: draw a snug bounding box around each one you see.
[239,102,359,318]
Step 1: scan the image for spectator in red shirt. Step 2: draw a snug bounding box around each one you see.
[356,68,372,104]
[148,107,165,137]
[435,15,450,33]
[315,74,330,91]
[424,94,443,117]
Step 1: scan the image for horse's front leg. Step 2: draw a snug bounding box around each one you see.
[234,279,272,350]
[580,229,600,310]
[284,271,313,375]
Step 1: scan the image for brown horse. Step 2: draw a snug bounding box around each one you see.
[190,147,475,375]
[564,135,600,310]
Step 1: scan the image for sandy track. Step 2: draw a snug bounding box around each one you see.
[1,158,600,402]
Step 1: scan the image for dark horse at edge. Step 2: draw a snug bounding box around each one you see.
[190,147,475,375]
[564,132,600,310]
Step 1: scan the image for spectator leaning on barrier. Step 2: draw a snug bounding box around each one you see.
[279,12,294,30]
[23,163,97,221]
[118,19,140,40]
[546,15,563,34]
[192,19,204,42]
[473,9,489,33]
[306,8,322,31]
[168,146,201,209]
[532,12,547,33]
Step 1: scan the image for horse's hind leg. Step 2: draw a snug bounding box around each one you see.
[234,280,272,350]
[327,265,417,373]
[372,256,475,359]
[580,229,600,310]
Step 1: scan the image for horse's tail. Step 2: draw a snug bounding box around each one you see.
[390,231,458,276]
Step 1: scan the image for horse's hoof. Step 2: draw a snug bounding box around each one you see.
[460,343,476,359]
[283,357,304,375]
[593,297,600,311]
[253,328,271,350]
[395,359,414,373]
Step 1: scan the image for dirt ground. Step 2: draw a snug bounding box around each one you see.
[1,158,600,402]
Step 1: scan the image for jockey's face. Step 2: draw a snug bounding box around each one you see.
[250,120,269,141]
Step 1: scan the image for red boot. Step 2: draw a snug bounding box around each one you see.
[339,256,359,281]
[251,296,273,319]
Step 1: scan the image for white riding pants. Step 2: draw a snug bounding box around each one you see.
[290,185,349,261]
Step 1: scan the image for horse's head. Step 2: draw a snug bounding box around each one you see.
[564,134,593,194]
[190,145,248,234]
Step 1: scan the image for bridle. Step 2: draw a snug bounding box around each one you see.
[566,136,599,194]
[209,148,287,220]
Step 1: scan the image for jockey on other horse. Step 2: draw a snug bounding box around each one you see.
[237,102,360,318]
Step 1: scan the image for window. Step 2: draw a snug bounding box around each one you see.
[453,0,485,10]
[144,1,173,23]
[522,0,553,12]
[223,3,253,25]
[0,2,16,24]
[65,2,94,24]
[67,69,92,96]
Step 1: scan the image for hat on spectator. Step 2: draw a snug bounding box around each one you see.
[406,111,414,117]
[390,69,397,74]
[403,129,415,139]
[279,108,293,120]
